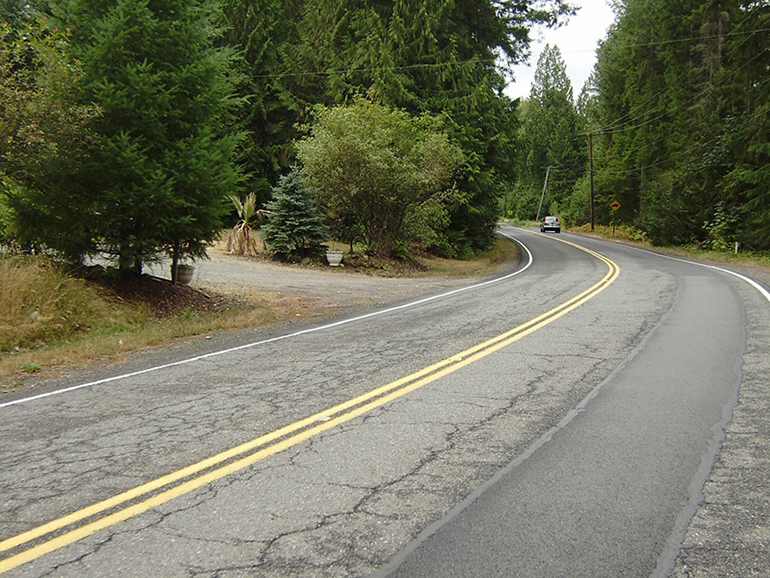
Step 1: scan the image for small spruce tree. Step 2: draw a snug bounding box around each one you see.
[262,169,328,261]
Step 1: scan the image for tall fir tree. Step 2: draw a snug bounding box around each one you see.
[283,0,574,257]
[221,0,303,202]
[513,45,585,221]
[20,0,245,273]
[589,0,768,247]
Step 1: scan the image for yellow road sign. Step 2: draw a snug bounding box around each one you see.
[610,200,621,211]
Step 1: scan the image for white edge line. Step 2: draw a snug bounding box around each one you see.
[515,226,769,305]
[1,233,533,409]
[633,247,770,304]
[562,231,770,304]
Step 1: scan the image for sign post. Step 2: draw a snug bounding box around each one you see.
[610,200,621,236]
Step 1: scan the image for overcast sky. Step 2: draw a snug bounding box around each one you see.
[505,0,617,101]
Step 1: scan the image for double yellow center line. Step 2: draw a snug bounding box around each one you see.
[0,236,619,573]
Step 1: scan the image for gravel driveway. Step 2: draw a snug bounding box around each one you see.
[146,251,501,312]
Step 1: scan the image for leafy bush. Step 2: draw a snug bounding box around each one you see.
[297,98,463,257]
[262,169,328,261]
[703,202,741,251]
[1,21,101,262]
[0,194,16,248]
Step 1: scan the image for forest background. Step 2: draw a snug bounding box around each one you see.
[1,0,768,275]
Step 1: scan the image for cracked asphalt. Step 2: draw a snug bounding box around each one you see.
[1,227,768,577]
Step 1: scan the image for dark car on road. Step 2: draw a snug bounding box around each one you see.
[541,216,561,233]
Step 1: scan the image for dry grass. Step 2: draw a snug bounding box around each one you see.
[0,257,146,354]
[0,280,338,387]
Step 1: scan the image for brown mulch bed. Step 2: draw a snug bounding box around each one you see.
[97,274,241,318]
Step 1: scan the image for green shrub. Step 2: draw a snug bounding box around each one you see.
[0,194,15,247]
[298,98,463,257]
[703,202,741,251]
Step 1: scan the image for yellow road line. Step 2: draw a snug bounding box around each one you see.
[0,236,619,574]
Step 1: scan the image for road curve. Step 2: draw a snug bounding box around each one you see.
[0,226,767,577]
[378,229,756,577]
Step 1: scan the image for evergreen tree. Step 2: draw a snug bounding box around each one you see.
[21,0,245,273]
[262,169,328,260]
[221,0,303,202]
[588,0,769,248]
[513,45,585,221]
[718,1,769,249]
[284,0,574,256]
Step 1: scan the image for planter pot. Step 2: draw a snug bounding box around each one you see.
[326,250,343,267]
[174,264,195,285]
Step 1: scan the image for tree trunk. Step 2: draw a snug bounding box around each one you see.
[171,241,180,284]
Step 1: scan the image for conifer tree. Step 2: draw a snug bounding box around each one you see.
[513,45,584,220]
[262,169,328,261]
[221,0,303,201]
[589,0,769,247]
[23,0,245,274]
[285,0,574,257]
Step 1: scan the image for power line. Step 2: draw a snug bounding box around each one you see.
[557,27,770,55]
[598,107,767,177]
[253,56,501,80]
[589,19,766,133]
[540,73,767,184]
[583,47,769,136]
[250,28,770,82]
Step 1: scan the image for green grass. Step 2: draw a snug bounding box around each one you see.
[568,224,770,269]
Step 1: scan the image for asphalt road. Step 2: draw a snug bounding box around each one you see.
[1,226,768,577]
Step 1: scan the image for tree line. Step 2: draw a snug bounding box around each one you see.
[510,0,768,251]
[0,0,573,275]
[3,0,767,276]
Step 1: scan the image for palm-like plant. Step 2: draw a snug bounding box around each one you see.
[227,193,267,256]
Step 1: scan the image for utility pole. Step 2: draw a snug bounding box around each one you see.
[536,166,551,223]
[589,133,595,230]
[639,167,647,220]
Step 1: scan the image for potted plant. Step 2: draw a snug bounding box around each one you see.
[168,241,197,284]
[174,263,195,284]
[325,219,344,266]
[326,239,343,266]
